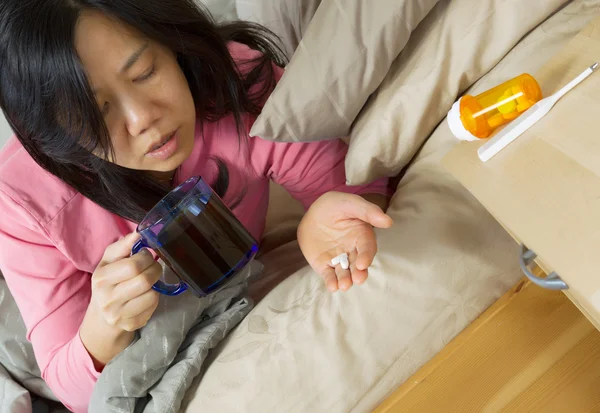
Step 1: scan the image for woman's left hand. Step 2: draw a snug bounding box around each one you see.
[297,192,393,292]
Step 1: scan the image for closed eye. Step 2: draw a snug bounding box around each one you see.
[135,64,156,82]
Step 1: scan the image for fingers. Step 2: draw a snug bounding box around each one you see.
[92,233,163,333]
[119,289,161,322]
[95,261,161,321]
[335,264,352,291]
[322,251,369,292]
[321,267,339,293]
[103,288,160,330]
[118,292,160,332]
[100,249,157,286]
[339,195,393,229]
[312,250,343,292]
[111,262,162,304]
[334,251,368,291]
[100,232,141,266]
[356,237,378,271]
[361,203,393,229]
[349,250,368,286]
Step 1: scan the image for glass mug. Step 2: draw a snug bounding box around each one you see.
[131,176,258,297]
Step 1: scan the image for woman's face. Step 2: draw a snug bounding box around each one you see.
[75,11,196,177]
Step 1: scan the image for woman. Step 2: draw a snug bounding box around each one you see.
[0,0,392,411]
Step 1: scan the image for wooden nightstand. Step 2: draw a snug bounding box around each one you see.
[441,17,600,331]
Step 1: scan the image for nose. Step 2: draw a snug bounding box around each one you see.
[122,92,160,137]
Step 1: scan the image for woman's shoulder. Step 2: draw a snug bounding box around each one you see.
[227,41,262,61]
[0,137,134,271]
[227,41,269,78]
[0,137,79,227]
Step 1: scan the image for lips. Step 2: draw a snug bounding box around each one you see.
[146,132,175,154]
[145,129,179,160]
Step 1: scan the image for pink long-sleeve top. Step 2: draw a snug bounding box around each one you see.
[0,43,389,412]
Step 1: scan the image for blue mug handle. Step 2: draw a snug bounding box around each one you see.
[131,239,188,296]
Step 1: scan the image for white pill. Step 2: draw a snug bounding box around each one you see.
[330,252,348,267]
[340,256,350,270]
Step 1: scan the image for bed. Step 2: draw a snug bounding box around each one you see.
[1,0,599,411]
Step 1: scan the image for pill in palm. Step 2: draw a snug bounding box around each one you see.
[340,255,350,270]
[331,253,349,269]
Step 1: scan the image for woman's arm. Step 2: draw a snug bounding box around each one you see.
[0,206,105,413]
[80,306,135,370]
[250,136,392,210]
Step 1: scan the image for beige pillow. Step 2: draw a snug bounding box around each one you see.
[344,0,570,185]
[249,0,441,142]
[236,0,322,58]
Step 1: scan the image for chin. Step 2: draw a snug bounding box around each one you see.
[172,134,194,166]
[154,151,188,173]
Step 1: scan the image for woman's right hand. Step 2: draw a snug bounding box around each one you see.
[80,232,162,368]
[90,232,162,332]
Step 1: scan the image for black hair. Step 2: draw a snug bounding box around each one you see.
[0,0,285,222]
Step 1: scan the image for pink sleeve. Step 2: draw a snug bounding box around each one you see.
[251,137,391,209]
[229,42,391,208]
[0,192,100,413]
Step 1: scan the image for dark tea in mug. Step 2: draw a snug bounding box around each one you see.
[132,176,258,296]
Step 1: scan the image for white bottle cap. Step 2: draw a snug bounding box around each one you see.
[447,98,479,142]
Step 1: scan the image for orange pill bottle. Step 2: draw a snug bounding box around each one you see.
[447,73,542,141]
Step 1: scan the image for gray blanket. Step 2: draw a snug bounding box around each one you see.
[0,276,69,413]
[89,261,262,413]
[0,261,262,413]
